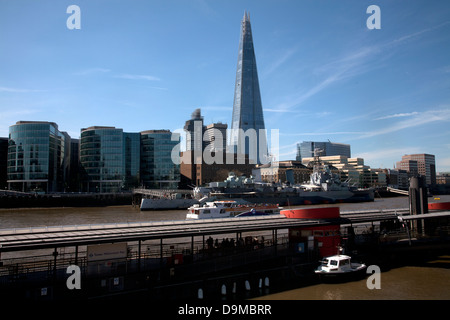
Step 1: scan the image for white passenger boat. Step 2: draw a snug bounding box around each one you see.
[186,200,280,219]
[315,252,366,279]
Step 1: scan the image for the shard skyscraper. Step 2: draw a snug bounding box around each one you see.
[229,12,268,164]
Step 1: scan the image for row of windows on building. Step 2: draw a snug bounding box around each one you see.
[1,121,180,193]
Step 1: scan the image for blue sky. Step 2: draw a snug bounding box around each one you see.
[1,0,450,171]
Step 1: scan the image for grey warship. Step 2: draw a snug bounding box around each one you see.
[194,150,374,206]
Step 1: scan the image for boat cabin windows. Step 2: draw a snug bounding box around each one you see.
[220,209,226,214]
[223,202,234,208]
[203,209,211,214]
[323,257,351,267]
[340,259,350,267]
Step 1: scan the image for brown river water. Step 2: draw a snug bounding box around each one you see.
[1,195,450,300]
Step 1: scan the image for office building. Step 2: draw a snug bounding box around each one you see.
[180,150,253,187]
[229,12,267,164]
[384,169,409,189]
[180,110,254,187]
[0,137,8,189]
[7,121,70,192]
[68,139,80,192]
[80,126,127,193]
[396,154,436,186]
[80,126,144,192]
[255,160,311,184]
[297,141,351,161]
[204,122,227,154]
[184,108,204,153]
[80,126,181,192]
[140,130,180,189]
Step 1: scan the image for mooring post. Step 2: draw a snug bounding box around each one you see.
[160,238,163,266]
[52,248,58,279]
[409,175,428,235]
[74,245,78,265]
[138,240,142,271]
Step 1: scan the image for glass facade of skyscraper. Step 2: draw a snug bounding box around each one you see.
[124,132,141,189]
[297,141,351,161]
[140,130,180,189]
[7,121,69,192]
[80,127,126,193]
[230,12,267,164]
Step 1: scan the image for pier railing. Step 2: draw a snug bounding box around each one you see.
[0,235,290,282]
[133,188,193,197]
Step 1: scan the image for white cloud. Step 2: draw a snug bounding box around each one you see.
[0,87,43,93]
[264,108,296,113]
[349,109,450,141]
[263,47,298,77]
[374,112,419,120]
[280,131,363,137]
[437,157,450,172]
[115,74,161,81]
[73,68,111,76]
[354,147,421,163]
[273,21,450,113]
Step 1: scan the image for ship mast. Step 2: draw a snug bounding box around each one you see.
[313,148,324,171]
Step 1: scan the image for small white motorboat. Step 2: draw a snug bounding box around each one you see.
[315,250,366,280]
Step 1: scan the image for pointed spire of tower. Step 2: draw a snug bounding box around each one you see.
[230,12,267,164]
[243,10,250,22]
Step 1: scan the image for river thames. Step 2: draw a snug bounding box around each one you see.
[1,195,450,300]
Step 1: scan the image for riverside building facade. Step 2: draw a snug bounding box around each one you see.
[7,121,71,193]
[5,122,181,193]
[80,126,132,193]
[80,126,180,192]
[140,130,180,189]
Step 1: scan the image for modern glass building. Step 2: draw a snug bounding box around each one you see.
[124,132,141,189]
[80,126,127,193]
[7,121,70,193]
[297,141,351,161]
[230,12,267,164]
[140,130,180,189]
[0,137,8,189]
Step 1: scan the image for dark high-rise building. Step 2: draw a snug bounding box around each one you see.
[229,12,267,164]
